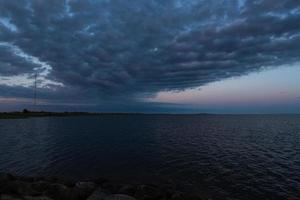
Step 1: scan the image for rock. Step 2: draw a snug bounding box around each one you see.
[1,180,37,196]
[0,195,23,200]
[75,181,96,192]
[184,194,205,200]
[135,185,161,200]
[31,181,51,193]
[106,194,137,200]
[0,173,16,194]
[17,176,35,183]
[171,192,184,200]
[101,182,118,194]
[43,177,74,187]
[86,187,108,200]
[118,184,136,196]
[69,181,96,200]
[43,183,71,200]
[0,173,16,183]
[23,196,54,200]
[0,174,13,194]
[87,191,137,200]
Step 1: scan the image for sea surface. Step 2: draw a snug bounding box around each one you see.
[0,115,299,200]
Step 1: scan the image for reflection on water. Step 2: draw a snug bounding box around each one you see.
[0,115,300,200]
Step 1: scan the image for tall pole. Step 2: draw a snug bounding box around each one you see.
[34,72,37,106]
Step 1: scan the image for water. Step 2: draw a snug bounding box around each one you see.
[0,115,300,199]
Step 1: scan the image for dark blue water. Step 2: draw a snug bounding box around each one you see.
[0,115,300,200]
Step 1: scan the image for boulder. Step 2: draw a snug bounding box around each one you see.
[0,194,22,200]
[0,195,23,200]
[171,191,184,200]
[69,181,96,200]
[135,185,161,200]
[75,181,96,192]
[23,196,55,200]
[106,194,137,200]
[101,182,118,194]
[43,183,71,200]
[86,187,108,200]
[118,184,136,196]
[31,181,52,193]
[42,177,74,187]
[0,173,16,182]
[17,176,35,183]
[1,180,37,196]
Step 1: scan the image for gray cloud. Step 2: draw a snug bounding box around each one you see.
[0,0,300,107]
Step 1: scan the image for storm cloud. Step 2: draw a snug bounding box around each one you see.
[0,0,300,106]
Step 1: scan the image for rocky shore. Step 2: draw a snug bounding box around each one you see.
[0,173,206,200]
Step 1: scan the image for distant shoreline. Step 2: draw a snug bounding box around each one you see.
[0,109,211,119]
[0,110,299,119]
[0,111,100,119]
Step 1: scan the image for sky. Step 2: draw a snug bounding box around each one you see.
[0,0,300,113]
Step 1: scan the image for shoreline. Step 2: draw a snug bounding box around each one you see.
[0,111,100,119]
[1,111,299,119]
[0,172,207,200]
[0,111,212,119]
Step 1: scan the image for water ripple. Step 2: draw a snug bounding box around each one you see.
[0,115,300,199]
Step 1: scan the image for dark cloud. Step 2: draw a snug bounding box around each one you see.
[0,44,40,75]
[0,0,300,108]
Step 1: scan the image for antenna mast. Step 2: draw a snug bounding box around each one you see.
[34,72,37,106]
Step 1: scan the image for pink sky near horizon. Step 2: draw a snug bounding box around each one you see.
[150,64,300,108]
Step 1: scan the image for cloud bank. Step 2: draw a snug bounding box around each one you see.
[0,0,300,109]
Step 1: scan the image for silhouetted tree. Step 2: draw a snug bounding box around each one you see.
[23,109,30,113]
